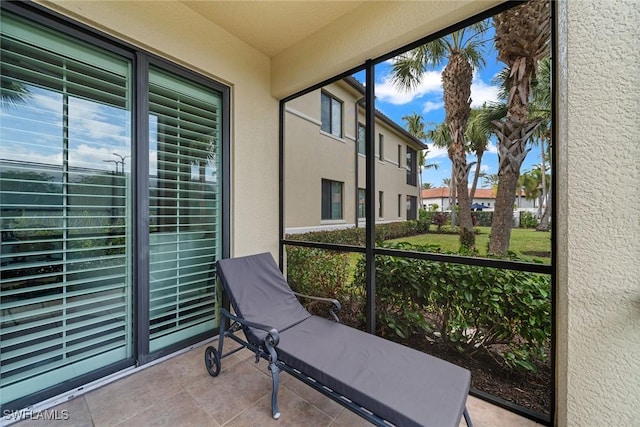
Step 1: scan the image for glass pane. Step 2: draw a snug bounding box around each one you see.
[320,92,330,133]
[373,19,552,265]
[331,181,342,219]
[1,13,132,405]
[331,98,342,137]
[148,66,221,352]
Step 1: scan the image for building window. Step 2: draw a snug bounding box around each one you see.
[322,179,343,220]
[406,147,418,186]
[321,91,342,137]
[398,144,402,167]
[378,133,384,160]
[357,123,366,155]
[358,188,366,218]
[378,191,384,218]
[407,195,417,220]
[398,194,402,217]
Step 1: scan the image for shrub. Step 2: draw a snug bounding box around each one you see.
[520,211,538,228]
[433,213,447,231]
[285,246,351,298]
[474,211,493,227]
[352,242,551,371]
[285,219,430,247]
[285,246,364,328]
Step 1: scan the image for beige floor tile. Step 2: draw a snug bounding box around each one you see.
[225,386,332,427]
[84,363,183,426]
[10,396,93,427]
[186,360,271,425]
[163,345,220,387]
[8,341,546,427]
[460,396,543,427]
[113,390,218,427]
[282,378,344,419]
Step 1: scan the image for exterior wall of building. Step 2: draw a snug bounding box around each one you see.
[285,80,421,233]
[38,0,280,259]
[365,123,421,221]
[557,1,640,425]
[271,1,503,99]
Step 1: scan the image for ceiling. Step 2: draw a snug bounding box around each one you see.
[180,1,365,57]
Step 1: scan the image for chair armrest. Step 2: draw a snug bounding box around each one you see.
[220,308,279,347]
[293,292,341,322]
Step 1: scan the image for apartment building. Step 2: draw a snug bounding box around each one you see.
[284,77,426,234]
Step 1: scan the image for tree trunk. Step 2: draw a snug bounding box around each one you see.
[442,53,474,249]
[536,190,551,231]
[490,0,550,255]
[449,169,457,227]
[489,169,519,254]
[450,144,474,250]
[469,152,483,201]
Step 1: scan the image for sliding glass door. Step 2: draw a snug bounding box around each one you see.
[0,13,133,404]
[1,6,229,410]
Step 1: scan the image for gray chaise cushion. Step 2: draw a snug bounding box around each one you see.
[216,253,471,426]
[216,253,311,343]
[277,315,471,427]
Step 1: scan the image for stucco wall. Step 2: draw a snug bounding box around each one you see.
[271,0,502,99]
[557,0,640,425]
[38,0,280,259]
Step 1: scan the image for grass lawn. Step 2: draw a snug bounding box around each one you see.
[388,226,551,263]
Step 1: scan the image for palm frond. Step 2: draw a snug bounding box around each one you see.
[0,77,31,109]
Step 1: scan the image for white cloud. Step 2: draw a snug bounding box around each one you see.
[470,73,500,107]
[422,101,444,114]
[423,144,448,160]
[486,141,498,154]
[375,69,442,105]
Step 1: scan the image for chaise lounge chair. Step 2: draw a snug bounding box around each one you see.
[205,252,473,427]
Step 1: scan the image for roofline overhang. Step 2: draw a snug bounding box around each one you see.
[343,76,428,150]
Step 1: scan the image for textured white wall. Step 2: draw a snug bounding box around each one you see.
[557,0,640,425]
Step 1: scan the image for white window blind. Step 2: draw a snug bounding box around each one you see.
[148,66,221,352]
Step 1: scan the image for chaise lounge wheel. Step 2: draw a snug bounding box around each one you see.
[204,346,221,377]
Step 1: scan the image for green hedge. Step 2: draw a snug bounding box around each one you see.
[284,227,551,372]
[353,242,551,371]
[285,218,430,246]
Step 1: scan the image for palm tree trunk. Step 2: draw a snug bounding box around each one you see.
[488,120,539,254]
[489,0,550,255]
[451,145,474,249]
[490,169,519,253]
[469,152,483,201]
[536,190,551,231]
[449,169,457,227]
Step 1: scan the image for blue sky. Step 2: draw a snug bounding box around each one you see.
[353,27,543,189]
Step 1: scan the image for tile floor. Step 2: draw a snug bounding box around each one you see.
[10,340,543,427]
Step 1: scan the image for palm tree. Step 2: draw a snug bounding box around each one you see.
[402,113,439,211]
[465,106,493,203]
[529,56,552,231]
[391,20,489,249]
[482,173,500,190]
[1,77,31,108]
[426,123,456,226]
[488,0,551,254]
